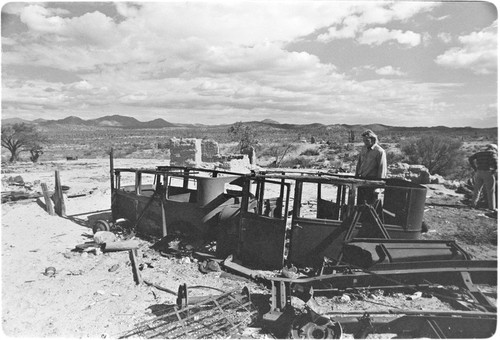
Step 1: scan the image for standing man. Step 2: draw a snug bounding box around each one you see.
[355,130,387,204]
[468,144,497,212]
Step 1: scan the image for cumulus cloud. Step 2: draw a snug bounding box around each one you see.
[2,2,29,15]
[390,1,441,21]
[317,1,437,43]
[18,5,120,46]
[318,25,356,41]
[4,2,346,73]
[317,14,361,41]
[115,2,141,18]
[3,77,113,113]
[437,32,452,43]
[436,15,450,21]
[65,80,93,91]
[435,20,497,75]
[19,5,66,33]
[117,2,343,46]
[375,66,406,76]
[358,27,421,47]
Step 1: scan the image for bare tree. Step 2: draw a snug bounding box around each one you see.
[227,122,258,150]
[1,123,47,162]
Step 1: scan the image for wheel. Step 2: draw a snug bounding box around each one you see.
[114,218,134,235]
[93,220,110,234]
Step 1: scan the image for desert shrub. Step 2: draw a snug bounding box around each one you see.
[259,143,299,166]
[219,142,240,155]
[300,148,320,156]
[344,143,355,151]
[386,150,404,164]
[113,146,138,158]
[325,150,338,161]
[343,151,358,163]
[447,158,475,182]
[454,222,497,245]
[401,135,463,176]
[28,144,44,163]
[280,156,316,168]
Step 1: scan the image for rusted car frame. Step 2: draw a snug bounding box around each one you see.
[111,165,246,238]
[107,160,486,275]
[234,172,429,269]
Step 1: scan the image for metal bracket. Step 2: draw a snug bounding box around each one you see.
[459,271,496,312]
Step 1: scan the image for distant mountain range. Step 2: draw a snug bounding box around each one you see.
[2,115,178,129]
[1,114,496,133]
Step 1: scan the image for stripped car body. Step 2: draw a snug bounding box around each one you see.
[109,160,442,270]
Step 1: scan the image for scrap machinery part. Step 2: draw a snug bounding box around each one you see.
[119,286,256,339]
[176,283,227,308]
[226,253,496,313]
[262,260,496,331]
[330,310,497,339]
[269,260,497,293]
[353,312,373,339]
[263,280,342,339]
[264,276,495,339]
[92,219,110,234]
[339,238,471,269]
[290,307,342,339]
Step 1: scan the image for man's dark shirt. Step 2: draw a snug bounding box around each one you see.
[468,151,497,171]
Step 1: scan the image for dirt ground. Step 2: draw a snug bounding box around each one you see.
[1,158,497,338]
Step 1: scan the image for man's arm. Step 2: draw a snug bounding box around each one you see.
[378,150,387,179]
[491,152,497,171]
[468,154,477,171]
[355,152,362,177]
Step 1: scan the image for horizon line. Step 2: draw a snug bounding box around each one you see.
[1,114,497,130]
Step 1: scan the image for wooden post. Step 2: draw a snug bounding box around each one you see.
[54,170,66,217]
[129,249,142,285]
[109,148,115,222]
[109,148,114,192]
[40,183,55,216]
[161,199,167,237]
[161,174,168,237]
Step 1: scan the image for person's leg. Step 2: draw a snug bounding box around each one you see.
[471,171,485,208]
[357,187,376,205]
[483,172,496,210]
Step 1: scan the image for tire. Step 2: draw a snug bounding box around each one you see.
[93,220,110,234]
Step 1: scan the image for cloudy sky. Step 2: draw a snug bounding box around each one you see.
[1,1,497,127]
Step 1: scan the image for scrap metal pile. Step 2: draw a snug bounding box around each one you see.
[101,155,496,338]
[119,287,257,339]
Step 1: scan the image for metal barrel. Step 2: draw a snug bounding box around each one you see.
[383,178,427,238]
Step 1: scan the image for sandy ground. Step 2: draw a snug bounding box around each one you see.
[2,159,261,338]
[1,158,497,338]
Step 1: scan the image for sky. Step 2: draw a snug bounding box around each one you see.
[1,1,498,128]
